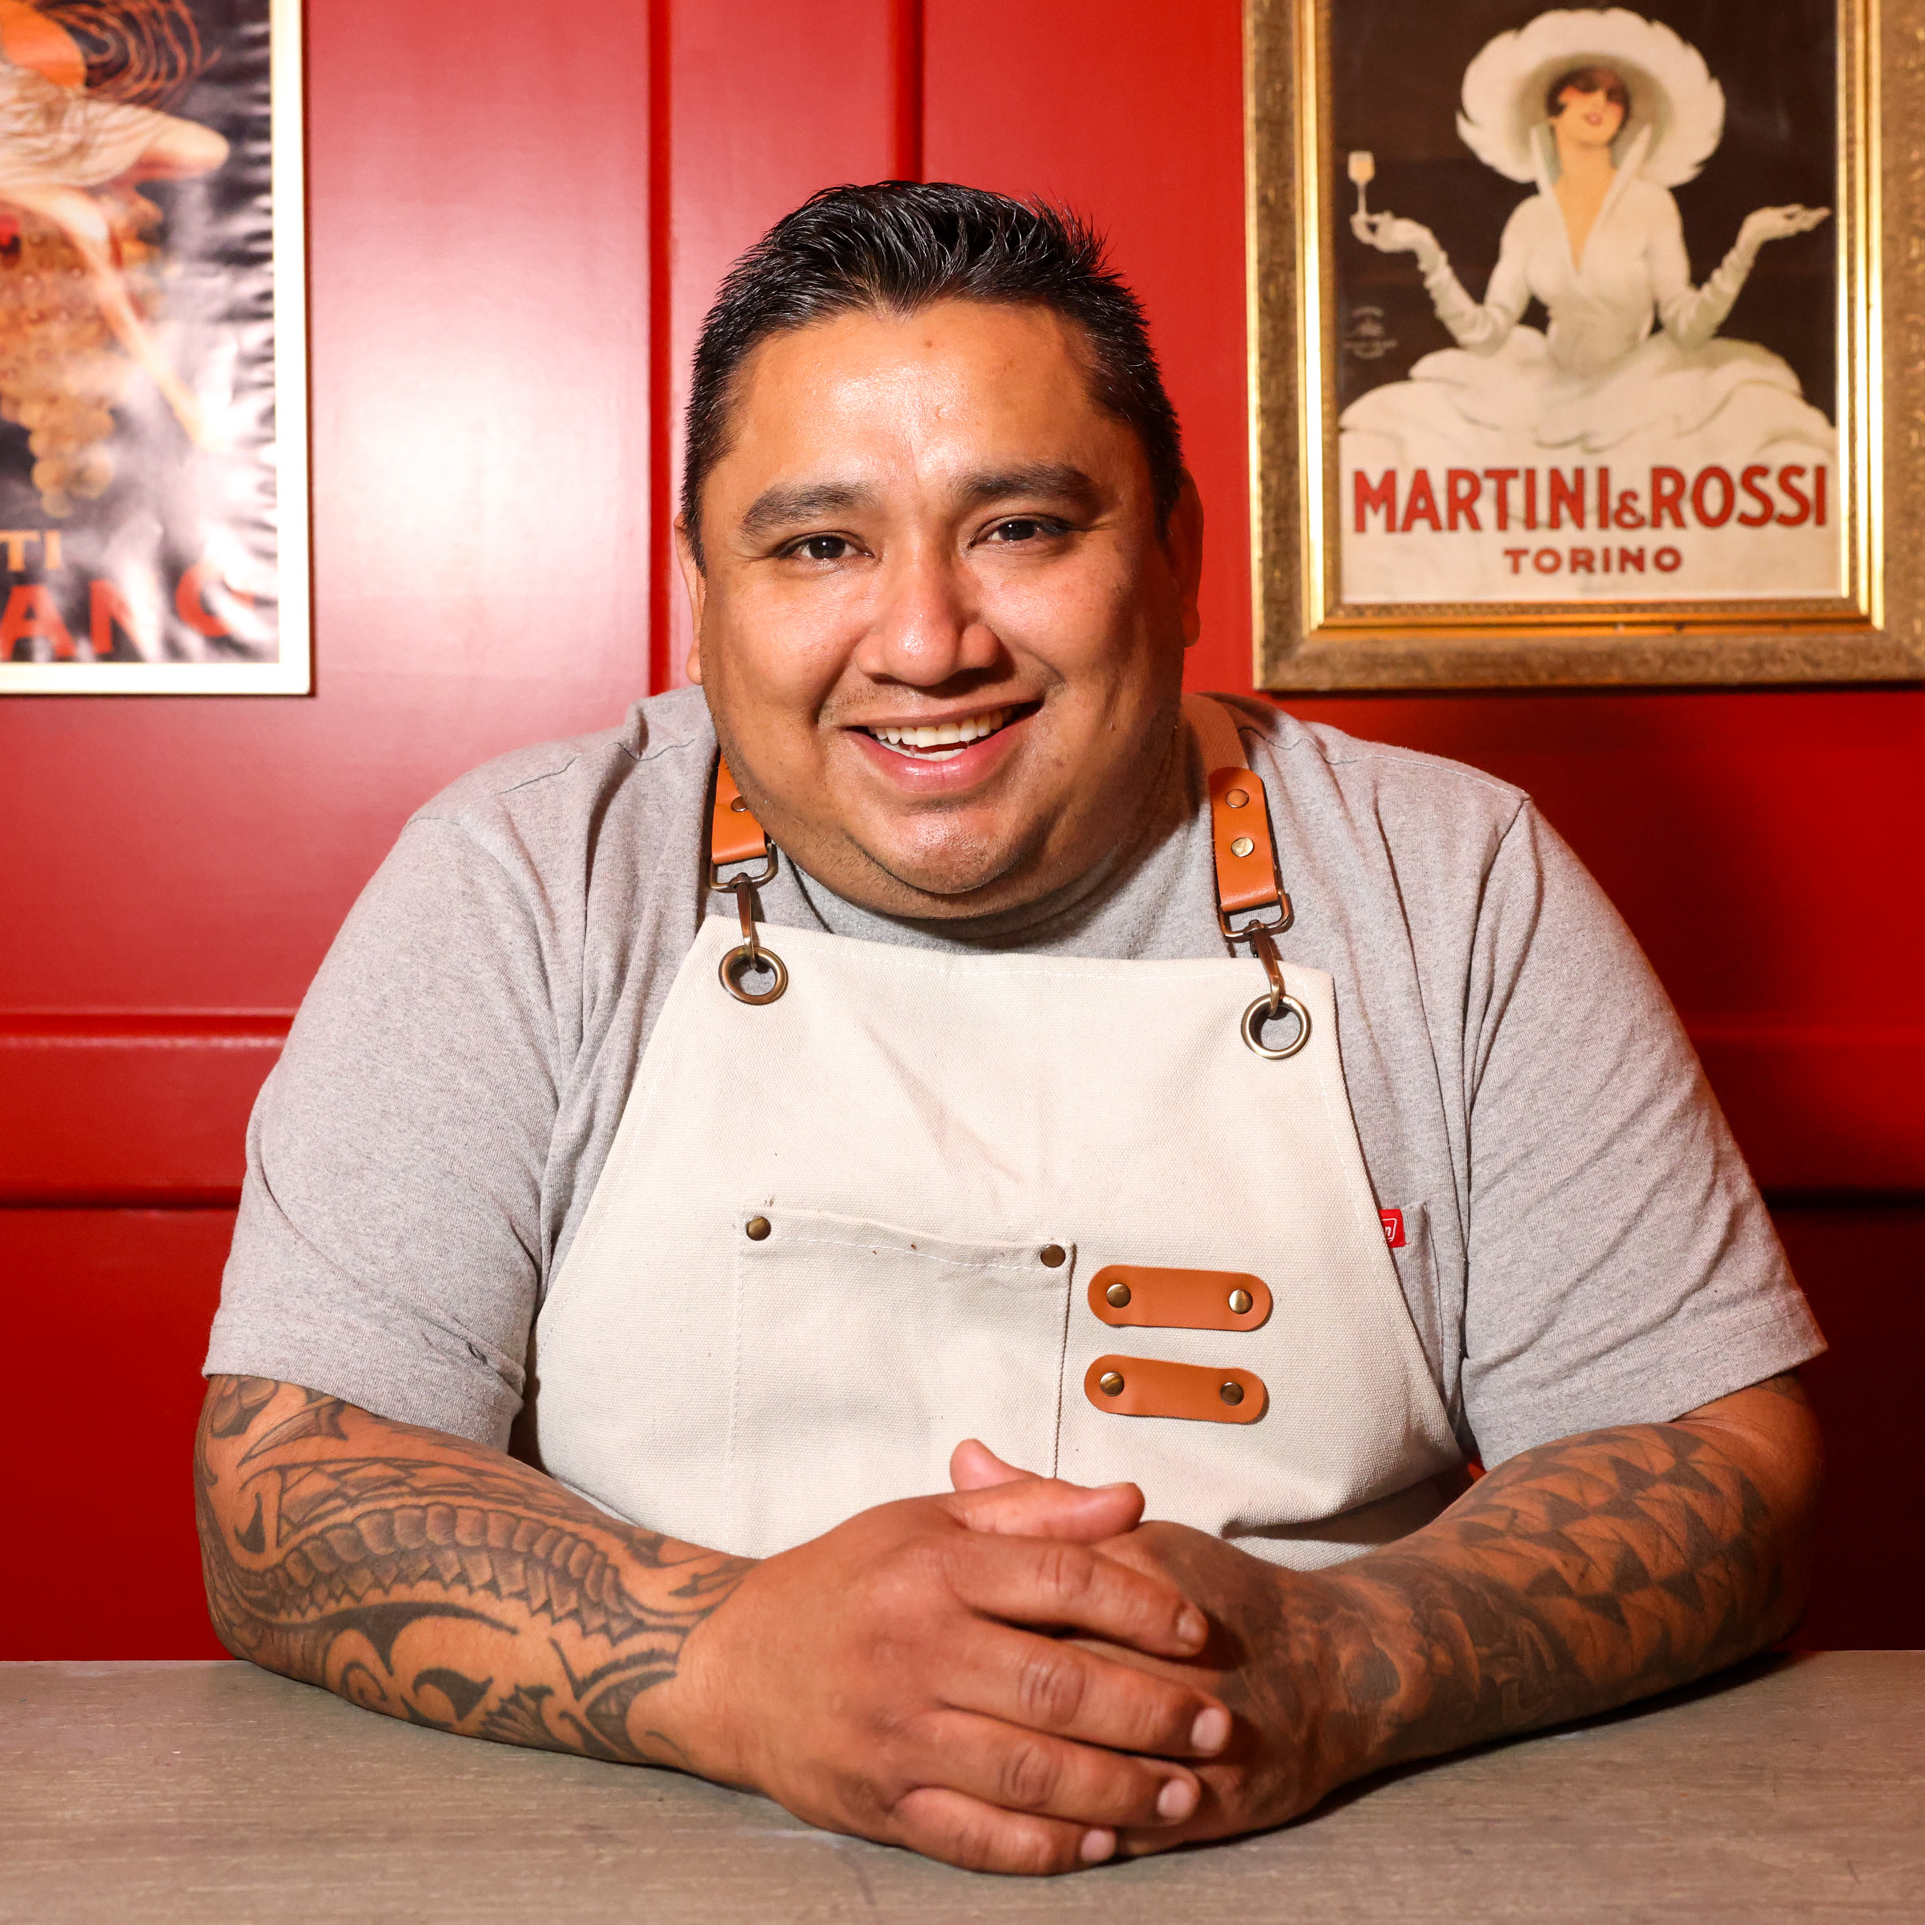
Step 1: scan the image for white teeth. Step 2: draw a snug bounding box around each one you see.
[868,707,1011,755]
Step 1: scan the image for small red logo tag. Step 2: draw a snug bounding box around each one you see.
[1380,1209,1406,1248]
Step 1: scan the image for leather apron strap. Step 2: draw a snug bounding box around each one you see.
[1181,693,1293,940]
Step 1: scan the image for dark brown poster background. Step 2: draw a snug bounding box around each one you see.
[1330,0,1837,422]
[0,0,286,676]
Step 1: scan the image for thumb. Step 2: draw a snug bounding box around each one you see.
[945,1439,1146,1540]
[949,1437,1037,1491]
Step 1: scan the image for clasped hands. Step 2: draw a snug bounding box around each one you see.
[657,1439,1349,1876]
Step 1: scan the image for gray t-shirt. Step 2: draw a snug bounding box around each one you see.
[205,686,1822,1470]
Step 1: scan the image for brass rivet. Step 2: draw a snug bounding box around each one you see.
[1230,835,1254,859]
[1228,1288,1253,1315]
[1225,788,1249,809]
[1099,1371,1125,1397]
[1040,1244,1067,1268]
[745,1216,771,1241]
[1219,1380,1245,1406]
[729,794,748,812]
[1105,1281,1132,1308]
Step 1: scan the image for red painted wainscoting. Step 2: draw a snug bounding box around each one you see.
[2,0,1920,1656]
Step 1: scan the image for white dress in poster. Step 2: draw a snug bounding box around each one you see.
[1340,8,1839,604]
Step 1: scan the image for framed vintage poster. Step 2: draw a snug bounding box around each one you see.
[1246,0,1925,687]
[0,0,306,695]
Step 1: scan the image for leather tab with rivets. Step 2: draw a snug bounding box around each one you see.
[1088,1266,1272,1331]
[1084,1355,1268,1424]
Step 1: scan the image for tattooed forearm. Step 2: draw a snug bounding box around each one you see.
[195,1376,751,1765]
[1309,1373,1819,1771]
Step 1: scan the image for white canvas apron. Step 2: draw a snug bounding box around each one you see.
[532,699,1461,1568]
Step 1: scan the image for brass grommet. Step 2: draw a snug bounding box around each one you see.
[1099,1371,1125,1397]
[1230,835,1254,858]
[1228,1288,1253,1315]
[1225,788,1248,809]
[1040,1244,1067,1268]
[719,941,789,1006]
[1105,1281,1132,1308]
[745,1216,771,1241]
[1219,1380,1245,1407]
[1241,992,1311,1061]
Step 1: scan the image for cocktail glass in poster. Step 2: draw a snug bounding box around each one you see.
[1247,0,1922,687]
[0,0,305,695]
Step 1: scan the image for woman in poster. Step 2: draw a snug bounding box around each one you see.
[1342,7,1837,601]
[0,0,225,450]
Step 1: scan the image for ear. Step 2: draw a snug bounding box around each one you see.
[674,518,707,685]
[1168,471,1205,650]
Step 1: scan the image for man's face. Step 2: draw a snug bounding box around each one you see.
[679,299,1201,919]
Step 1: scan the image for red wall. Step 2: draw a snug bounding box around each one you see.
[2,0,1919,1656]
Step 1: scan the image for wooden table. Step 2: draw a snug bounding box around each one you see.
[3,1653,1921,1921]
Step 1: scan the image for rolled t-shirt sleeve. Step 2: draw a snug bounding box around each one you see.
[205,816,560,1448]
[1457,803,1824,1466]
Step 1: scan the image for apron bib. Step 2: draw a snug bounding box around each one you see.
[531,700,1460,1567]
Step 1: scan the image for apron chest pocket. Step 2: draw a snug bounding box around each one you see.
[723,1207,1075,1558]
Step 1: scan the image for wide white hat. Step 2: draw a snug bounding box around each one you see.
[1456,7,1725,187]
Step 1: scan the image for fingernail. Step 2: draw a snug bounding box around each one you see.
[1080,1827,1117,1864]
[1156,1776,1198,1821]
[1177,1605,1208,1647]
[1190,1706,1231,1753]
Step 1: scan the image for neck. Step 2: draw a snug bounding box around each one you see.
[1556,143,1615,189]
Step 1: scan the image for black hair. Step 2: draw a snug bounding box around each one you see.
[1546,65,1631,118]
[680,180,1184,566]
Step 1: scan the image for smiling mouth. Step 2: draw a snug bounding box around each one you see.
[862,705,1021,762]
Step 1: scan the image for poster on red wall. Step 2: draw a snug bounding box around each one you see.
[1247,0,1915,688]
[0,0,305,695]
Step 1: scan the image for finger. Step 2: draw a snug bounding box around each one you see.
[890,1785,1115,1876]
[949,1437,1037,1491]
[945,1530,1205,1658]
[900,1709,1202,1830]
[947,1473,1145,1543]
[945,1618,1231,1758]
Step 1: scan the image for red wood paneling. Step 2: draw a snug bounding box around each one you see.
[1,1208,232,1658]
[1775,1202,1925,1651]
[0,1017,285,1206]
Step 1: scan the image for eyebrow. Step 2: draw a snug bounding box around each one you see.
[735,463,1105,542]
[737,482,878,541]
[955,463,1104,515]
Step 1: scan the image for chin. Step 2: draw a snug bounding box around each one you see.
[864,828,1037,911]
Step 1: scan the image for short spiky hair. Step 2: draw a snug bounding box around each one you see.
[680,181,1184,565]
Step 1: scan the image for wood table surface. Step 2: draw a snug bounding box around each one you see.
[3,1652,1921,1922]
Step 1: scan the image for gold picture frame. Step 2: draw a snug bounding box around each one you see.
[1245,0,1922,687]
[0,0,309,696]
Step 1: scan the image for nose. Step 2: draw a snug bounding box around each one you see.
[851,538,1003,687]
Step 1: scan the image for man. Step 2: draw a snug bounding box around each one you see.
[199,183,1822,1877]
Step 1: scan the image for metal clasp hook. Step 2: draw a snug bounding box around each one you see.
[1239,924,1310,1060]
[717,869,789,1006]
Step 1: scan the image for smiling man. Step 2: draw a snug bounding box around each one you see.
[198,183,1823,1875]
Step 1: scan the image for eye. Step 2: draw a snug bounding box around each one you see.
[789,534,856,563]
[982,517,1063,545]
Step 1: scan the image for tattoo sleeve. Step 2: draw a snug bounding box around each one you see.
[1309,1373,1820,1771]
[195,1376,751,1765]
